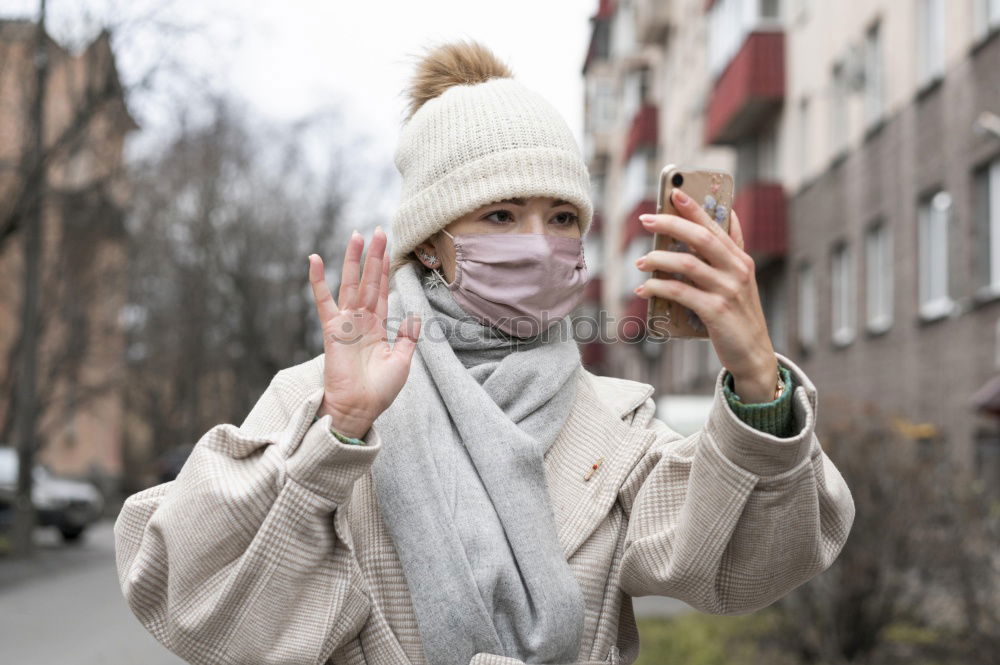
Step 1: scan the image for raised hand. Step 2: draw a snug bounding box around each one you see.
[308,226,421,439]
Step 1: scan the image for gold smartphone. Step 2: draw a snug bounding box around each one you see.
[646,164,735,339]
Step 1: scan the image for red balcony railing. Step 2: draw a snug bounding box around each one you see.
[620,295,648,340]
[622,102,658,164]
[704,31,784,145]
[732,182,786,260]
[590,210,604,234]
[583,276,602,302]
[580,340,606,368]
[620,199,656,250]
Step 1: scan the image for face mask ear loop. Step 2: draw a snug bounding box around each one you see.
[421,229,456,289]
[431,229,458,287]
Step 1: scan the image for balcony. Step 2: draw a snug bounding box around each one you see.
[732,182,786,260]
[635,0,674,45]
[620,295,648,341]
[704,31,785,145]
[620,199,656,251]
[582,0,615,74]
[590,210,605,236]
[622,102,658,164]
[581,339,607,368]
[583,276,603,303]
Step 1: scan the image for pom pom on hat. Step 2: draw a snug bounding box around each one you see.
[401,39,515,123]
[390,39,593,263]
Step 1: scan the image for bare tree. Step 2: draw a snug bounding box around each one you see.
[0,1,224,553]
[119,96,360,491]
[762,399,1000,664]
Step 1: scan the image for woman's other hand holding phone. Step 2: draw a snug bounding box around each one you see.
[634,188,780,403]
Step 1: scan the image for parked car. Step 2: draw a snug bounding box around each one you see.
[0,447,104,542]
[655,393,715,438]
[154,443,194,483]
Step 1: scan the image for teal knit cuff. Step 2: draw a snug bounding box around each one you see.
[723,364,795,438]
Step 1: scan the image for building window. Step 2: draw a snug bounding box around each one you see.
[795,0,814,24]
[797,96,811,181]
[760,0,781,19]
[918,190,955,320]
[831,241,855,347]
[672,340,701,387]
[974,157,1000,296]
[798,261,817,351]
[610,0,637,59]
[865,220,893,333]
[707,341,723,374]
[591,167,607,214]
[917,0,945,87]
[588,77,617,134]
[759,121,779,180]
[974,0,1000,41]
[974,427,1000,490]
[620,146,656,220]
[995,316,1000,369]
[762,276,789,353]
[864,20,884,128]
[707,0,785,80]
[735,123,779,190]
[583,233,603,279]
[622,66,650,127]
[829,59,849,158]
[622,237,648,298]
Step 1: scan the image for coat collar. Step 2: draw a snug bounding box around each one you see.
[300,351,658,563]
[544,368,657,560]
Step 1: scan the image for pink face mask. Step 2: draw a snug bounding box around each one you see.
[434,229,589,338]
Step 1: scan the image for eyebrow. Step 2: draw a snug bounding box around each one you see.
[493,198,572,208]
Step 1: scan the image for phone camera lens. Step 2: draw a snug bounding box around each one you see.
[671,173,684,187]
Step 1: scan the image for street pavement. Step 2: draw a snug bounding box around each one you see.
[0,519,184,664]
[0,516,689,664]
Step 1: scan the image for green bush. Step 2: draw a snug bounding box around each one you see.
[635,609,794,665]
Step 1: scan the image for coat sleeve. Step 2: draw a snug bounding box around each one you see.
[616,352,855,615]
[114,363,379,665]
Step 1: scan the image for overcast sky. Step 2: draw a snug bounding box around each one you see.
[1,0,595,225]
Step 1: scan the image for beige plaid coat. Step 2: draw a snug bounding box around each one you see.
[115,350,855,665]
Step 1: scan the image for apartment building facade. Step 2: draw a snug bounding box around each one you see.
[0,19,137,488]
[580,0,1000,477]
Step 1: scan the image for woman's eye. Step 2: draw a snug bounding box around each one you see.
[483,210,514,224]
[552,212,579,226]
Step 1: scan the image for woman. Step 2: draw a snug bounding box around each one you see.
[115,40,855,665]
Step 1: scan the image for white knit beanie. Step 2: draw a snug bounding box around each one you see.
[391,61,593,263]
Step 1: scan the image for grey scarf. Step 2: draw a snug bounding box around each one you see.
[369,261,585,665]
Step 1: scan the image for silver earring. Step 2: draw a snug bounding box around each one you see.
[418,251,439,266]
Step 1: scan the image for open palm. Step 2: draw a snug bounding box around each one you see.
[308,227,421,439]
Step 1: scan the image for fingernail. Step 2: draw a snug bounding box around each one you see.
[635,257,646,268]
[352,229,360,238]
[672,188,689,205]
[634,285,645,296]
[639,214,654,225]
